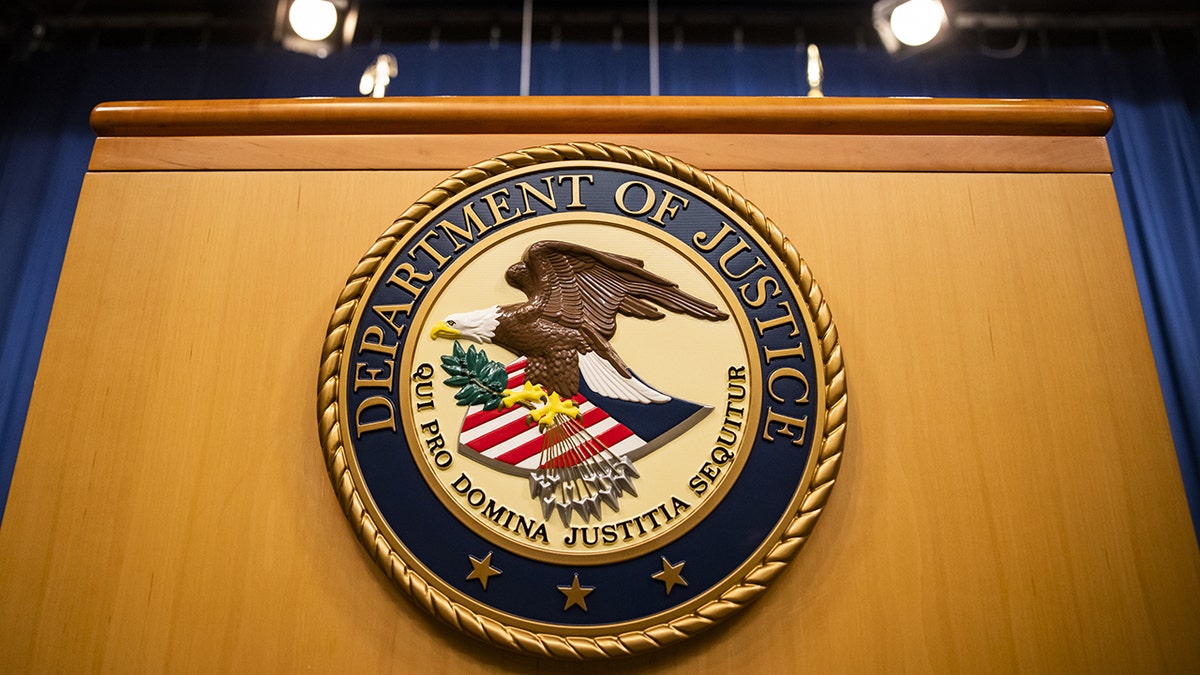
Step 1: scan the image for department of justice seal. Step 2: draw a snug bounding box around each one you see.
[317,143,847,658]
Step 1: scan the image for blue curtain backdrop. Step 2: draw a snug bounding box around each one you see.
[1,38,1197,531]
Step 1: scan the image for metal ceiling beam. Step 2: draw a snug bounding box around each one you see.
[955,12,1200,30]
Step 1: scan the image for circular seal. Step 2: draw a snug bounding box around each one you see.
[317,143,847,658]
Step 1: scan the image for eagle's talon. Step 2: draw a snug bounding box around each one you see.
[528,392,580,430]
[501,381,547,409]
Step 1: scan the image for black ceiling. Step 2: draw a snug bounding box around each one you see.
[16,1,1200,16]
[4,0,1198,54]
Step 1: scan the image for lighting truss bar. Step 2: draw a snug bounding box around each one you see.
[954,12,1200,31]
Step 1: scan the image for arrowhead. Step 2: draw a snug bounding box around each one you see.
[581,494,602,520]
[613,473,637,498]
[598,485,620,511]
[529,472,557,499]
[556,501,573,527]
[617,456,640,479]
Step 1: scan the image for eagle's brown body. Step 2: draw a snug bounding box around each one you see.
[492,313,588,398]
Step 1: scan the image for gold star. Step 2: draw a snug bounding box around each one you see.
[558,573,594,611]
[652,557,688,595]
[466,552,501,590]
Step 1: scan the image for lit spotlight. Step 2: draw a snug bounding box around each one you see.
[360,54,399,98]
[872,0,949,57]
[290,0,338,41]
[274,0,359,58]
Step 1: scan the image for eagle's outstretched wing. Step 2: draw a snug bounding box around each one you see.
[504,241,728,401]
[506,240,729,339]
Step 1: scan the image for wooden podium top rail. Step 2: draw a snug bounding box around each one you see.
[86,96,1116,173]
[90,96,1112,137]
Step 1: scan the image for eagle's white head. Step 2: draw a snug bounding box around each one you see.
[429,306,501,344]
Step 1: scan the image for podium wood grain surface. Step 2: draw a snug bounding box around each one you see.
[1,97,1197,673]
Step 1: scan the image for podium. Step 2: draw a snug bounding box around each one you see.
[2,97,1198,671]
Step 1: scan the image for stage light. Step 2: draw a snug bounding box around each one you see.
[274,0,358,58]
[873,0,949,57]
[360,54,398,98]
[806,44,824,98]
[289,0,338,42]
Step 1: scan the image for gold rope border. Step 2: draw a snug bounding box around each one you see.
[316,142,848,659]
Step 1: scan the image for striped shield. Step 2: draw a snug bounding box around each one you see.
[456,358,648,476]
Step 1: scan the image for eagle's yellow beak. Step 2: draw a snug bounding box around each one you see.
[429,321,460,341]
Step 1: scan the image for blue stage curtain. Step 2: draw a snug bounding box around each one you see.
[1,39,1197,531]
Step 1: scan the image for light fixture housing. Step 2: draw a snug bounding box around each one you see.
[274,0,359,59]
[872,0,950,57]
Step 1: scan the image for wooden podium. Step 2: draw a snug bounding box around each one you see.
[2,97,1198,671]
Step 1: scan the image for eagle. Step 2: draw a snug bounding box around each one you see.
[429,240,729,403]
